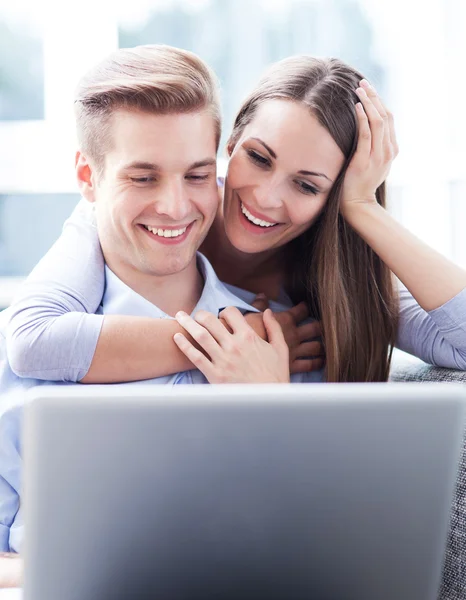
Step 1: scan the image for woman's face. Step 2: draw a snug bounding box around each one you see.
[223,99,345,255]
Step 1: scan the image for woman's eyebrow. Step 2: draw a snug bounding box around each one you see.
[249,138,333,183]
[298,169,333,183]
[250,137,277,159]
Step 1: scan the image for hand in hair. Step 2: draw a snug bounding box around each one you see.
[340,78,398,217]
[173,307,290,384]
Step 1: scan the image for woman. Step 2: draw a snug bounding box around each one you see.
[6,56,466,383]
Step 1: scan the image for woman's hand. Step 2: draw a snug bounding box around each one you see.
[246,296,324,374]
[173,307,290,383]
[340,79,398,218]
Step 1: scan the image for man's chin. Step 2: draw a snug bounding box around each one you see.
[143,255,195,277]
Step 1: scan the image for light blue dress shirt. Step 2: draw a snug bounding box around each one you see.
[0,252,320,553]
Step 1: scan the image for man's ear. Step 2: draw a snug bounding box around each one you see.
[75,151,98,203]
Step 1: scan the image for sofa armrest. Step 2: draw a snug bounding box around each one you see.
[389,351,466,599]
[390,350,466,383]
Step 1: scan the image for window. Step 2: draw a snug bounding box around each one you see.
[0,0,465,308]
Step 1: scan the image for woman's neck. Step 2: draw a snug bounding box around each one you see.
[202,216,286,300]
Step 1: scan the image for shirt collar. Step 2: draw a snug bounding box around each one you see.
[102,253,258,319]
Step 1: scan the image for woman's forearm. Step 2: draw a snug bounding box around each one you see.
[344,202,466,311]
[81,316,195,383]
[82,311,273,383]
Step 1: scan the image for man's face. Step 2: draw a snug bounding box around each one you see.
[87,109,218,283]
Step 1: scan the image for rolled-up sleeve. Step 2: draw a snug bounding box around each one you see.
[396,286,466,369]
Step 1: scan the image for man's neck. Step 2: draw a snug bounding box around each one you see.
[107,258,204,317]
[202,217,286,300]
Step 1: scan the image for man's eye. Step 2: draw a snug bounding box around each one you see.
[296,180,319,196]
[130,177,155,184]
[186,174,210,182]
[247,150,270,167]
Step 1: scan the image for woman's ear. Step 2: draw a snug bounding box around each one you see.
[75,151,97,203]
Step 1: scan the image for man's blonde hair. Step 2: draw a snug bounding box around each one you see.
[74,44,221,174]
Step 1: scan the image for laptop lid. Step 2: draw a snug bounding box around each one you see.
[23,383,465,600]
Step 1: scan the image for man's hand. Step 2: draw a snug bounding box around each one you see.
[0,553,22,588]
[245,296,325,374]
[173,307,290,384]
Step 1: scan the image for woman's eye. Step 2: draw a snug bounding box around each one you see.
[296,180,319,196]
[247,149,270,167]
[130,177,155,184]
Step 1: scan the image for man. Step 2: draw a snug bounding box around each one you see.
[0,44,292,588]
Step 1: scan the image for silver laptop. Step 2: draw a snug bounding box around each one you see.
[23,383,465,600]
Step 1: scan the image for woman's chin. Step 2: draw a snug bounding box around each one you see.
[225,227,277,255]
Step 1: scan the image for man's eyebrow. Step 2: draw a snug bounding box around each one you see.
[121,159,217,171]
[298,169,333,183]
[123,161,160,171]
[188,158,217,169]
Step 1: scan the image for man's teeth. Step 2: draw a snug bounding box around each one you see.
[144,225,187,238]
[241,203,277,227]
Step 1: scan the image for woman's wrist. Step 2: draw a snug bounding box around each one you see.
[341,199,385,231]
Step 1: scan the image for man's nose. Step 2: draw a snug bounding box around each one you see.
[154,179,191,222]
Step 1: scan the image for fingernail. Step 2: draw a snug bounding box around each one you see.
[255,293,267,299]
[175,311,186,318]
[356,87,367,97]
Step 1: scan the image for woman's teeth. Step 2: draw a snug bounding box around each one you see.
[143,225,187,238]
[241,203,278,228]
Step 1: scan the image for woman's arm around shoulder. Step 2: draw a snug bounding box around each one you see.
[5,200,196,383]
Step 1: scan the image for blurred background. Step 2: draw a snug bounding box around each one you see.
[0,0,465,307]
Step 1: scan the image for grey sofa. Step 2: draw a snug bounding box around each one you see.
[390,351,466,600]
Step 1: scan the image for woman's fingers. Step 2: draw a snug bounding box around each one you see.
[291,356,325,374]
[292,340,323,360]
[354,100,372,166]
[360,79,393,161]
[297,320,322,343]
[286,301,309,324]
[175,311,221,359]
[387,109,399,157]
[251,293,270,312]
[355,85,385,160]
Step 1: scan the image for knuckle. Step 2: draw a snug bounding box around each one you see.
[195,310,210,324]
[243,329,256,344]
[220,306,235,319]
[227,340,241,356]
[196,329,210,345]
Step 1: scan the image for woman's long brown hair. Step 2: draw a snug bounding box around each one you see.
[228,56,399,382]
